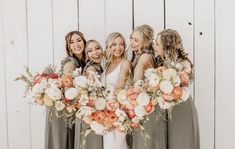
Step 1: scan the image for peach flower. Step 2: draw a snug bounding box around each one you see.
[172,86,183,99]
[180,71,190,86]
[62,75,73,88]
[106,100,119,111]
[126,88,140,100]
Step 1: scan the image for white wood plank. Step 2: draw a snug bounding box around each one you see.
[165,0,194,61]
[27,0,54,148]
[134,0,164,36]
[3,0,31,148]
[105,0,132,47]
[0,0,8,148]
[194,0,215,149]
[216,0,235,148]
[79,0,106,47]
[53,0,78,67]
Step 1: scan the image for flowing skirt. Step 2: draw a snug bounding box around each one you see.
[168,97,200,149]
[132,105,167,149]
[44,108,74,149]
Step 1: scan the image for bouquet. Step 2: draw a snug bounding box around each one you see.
[144,60,192,118]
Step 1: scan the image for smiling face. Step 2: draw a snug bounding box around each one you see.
[69,33,85,56]
[86,41,103,63]
[111,36,125,58]
[130,31,142,52]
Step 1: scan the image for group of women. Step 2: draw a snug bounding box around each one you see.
[44,24,200,149]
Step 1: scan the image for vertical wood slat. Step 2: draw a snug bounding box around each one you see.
[194,0,215,149]
[216,0,235,148]
[0,0,8,148]
[134,0,165,36]
[26,0,54,148]
[165,0,194,60]
[53,0,78,67]
[105,0,132,46]
[79,0,106,47]
[3,0,31,148]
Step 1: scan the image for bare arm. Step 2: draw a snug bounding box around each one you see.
[115,59,132,90]
[133,54,154,81]
[63,61,76,75]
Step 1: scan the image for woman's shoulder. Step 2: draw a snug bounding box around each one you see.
[138,53,153,65]
[120,58,131,67]
[61,56,80,68]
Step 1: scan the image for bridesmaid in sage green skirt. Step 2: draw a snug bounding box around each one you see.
[130,24,167,149]
[74,39,104,149]
[45,31,86,149]
[155,29,200,149]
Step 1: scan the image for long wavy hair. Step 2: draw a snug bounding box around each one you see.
[157,29,192,64]
[65,31,86,62]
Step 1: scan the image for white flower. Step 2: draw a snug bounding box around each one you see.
[115,109,127,122]
[73,76,88,88]
[90,121,105,135]
[162,68,177,80]
[144,68,155,78]
[134,106,145,119]
[117,90,130,105]
[180,87,190,101]
[134,80,144,87]
[94,97,106,110]
[32,81,47,94]
[55,101,65,111]
[175,63,183,70]
[148,74,160,87]
[79,94,89,106]
[65,87,78,100]
[76,106,93,118]
[157,96,172,110]
[136,92,150,106]
[72,67,82,77]
[48,78,58,88]
[132,116,139,123]
[45,87,62,100]
[172,75,181,86]
[159,80,174,94]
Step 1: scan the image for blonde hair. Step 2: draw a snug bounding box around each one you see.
[105,32,127,63]
[85,39,103,62]
[131,24,155,54]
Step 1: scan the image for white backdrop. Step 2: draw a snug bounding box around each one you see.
[0,0,235,149]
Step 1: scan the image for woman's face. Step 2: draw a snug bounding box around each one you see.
[111,36,125,58]
[86,42,103,63]
[130,31,142,52]
[155,35,163,56]
[69,33,85,56]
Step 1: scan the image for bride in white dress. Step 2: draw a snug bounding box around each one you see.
[101,32,132,149]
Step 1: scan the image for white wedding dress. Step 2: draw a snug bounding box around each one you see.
[101,61,128,149]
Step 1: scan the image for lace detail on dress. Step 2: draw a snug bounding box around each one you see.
[60,56,85,75]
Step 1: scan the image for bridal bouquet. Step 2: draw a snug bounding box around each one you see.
[116,80,156,132]
[15,65,63,108]
[75,73,129,135]
[144,61,192,112]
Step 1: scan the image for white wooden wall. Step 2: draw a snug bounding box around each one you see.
[0,0,234,149]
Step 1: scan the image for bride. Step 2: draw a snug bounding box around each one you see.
[101,32,132,149]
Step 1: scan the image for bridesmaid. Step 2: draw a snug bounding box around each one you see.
[130,24,167,149]
[155,29,200,149]
[45,30,86,149]
[101,32,132,149]
[74,39,104,149]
